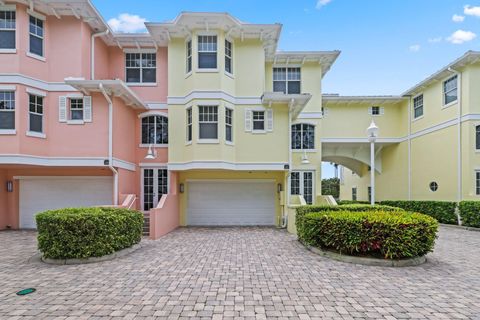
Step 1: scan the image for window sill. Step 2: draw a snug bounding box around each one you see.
[412,115,424,122]
[225,141,234,146]
[139,143,168,148]
[185,141,192,146]
[197,139,219,144]
[26,52,46,62]
[185,71,192,79]
[252,130,267,134]
[0,129,16,135]
[126,83,157,87]
[0,48,16,54]
[442,100,458,109]
[292,149,316,153]
[26,131,46,139]
[196,68,219,73]
[225,71,234,79]
[67,120,85,125]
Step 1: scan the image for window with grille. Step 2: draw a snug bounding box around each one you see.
[29,94,43,133]
[126,53,156,83]
[273,67,301,94]
[198,106,218,139]
[413,94,423,119]
[225,39,232,74]
[443,75,458,105]
[0,10,15,49]
[29,15,44,57]
[225,108,233,142]
[141,115,168,145]
[0,91,15,130]
[291,124,315,149]
[198,35,217,69]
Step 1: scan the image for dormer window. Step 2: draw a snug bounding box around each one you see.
[0,9,15,50]
[198,35,217,69]
[273,67,301,94]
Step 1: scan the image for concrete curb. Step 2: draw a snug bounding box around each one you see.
[41,244,142,265]
[305,244,427,267]
[440,223,480,232]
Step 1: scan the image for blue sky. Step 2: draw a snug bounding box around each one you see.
[92,0,480,178]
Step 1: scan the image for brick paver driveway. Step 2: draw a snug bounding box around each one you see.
[1,227,480,319]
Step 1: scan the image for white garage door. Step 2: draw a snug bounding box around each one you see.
[187,180,276,226]
[19,177,113,229]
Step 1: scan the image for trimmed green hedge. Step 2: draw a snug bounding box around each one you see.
[379,200,457,225]
[459,201,480,228]
[300,210,438,259]
[296,204,402,243]
[337,200,371,205]
[36,207,144,259]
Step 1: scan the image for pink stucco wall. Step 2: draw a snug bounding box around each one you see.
[149,171,179,239]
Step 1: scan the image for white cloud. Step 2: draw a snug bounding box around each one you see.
[452,14,465,22]
[428,37,442,43]
[409,44,421,52]
[108,13,147,33]
[464,5,480,17]
[447,30,477,44]
[316,0,332,9]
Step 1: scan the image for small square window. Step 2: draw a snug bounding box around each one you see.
[371,106,380,115]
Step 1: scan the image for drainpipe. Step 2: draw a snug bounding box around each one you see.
[91,29,109,80]
[406,95,412,200]
[448,67,462,225]
[99,83,118,205]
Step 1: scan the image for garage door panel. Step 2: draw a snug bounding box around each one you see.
[187,181,275,226]
[19,178,113,229]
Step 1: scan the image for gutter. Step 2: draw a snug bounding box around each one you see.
[91,29,109,80]
[448,67,462,225]
[99,83,118,205]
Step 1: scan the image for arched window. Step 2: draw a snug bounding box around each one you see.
[141,115,168,144]
[291,124,315,149]
[476,125,480,150]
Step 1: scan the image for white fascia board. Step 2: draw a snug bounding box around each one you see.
[168,161,288,171]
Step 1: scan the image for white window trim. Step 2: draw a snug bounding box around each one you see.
[291,122,316,151]
[186,106,193,144]
[28,12,45,59]
[0,85,16,91]
[224,37,234,77]
[0,129,16,135]
[196,32,219,72]
[225,105,234,145]
[442,75,458,107]
[252,110,266,134]
[185,37,192,75]
[475,171,480,196]
[273,66,302,94]
[26,87,46,97]
[0,89,16,131]
[0,5,16,52]
[289,170,315,205]
[198,105,219,142]
[66,120,84,125]
[26,131,46,139]
[475,123,480,152]
[125,51,157,85]
[140,114,168,146]
[412,93,424,120]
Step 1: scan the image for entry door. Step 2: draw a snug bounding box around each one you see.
[143,169,168,211]
[291,171,314,204]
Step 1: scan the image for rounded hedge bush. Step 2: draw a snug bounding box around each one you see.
[299,209,438,260]
[36,207,144,259]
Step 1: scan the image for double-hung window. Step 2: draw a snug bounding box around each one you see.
[29,15,44,57]
[126,53,156,84]
[273,67,301,94]
[443,75,458,105]
[186,107,192,142]
[291,124,315,150]
[198,35,217,69]
[198,106,218,140]
[352,187,357,201]
[0,91,15,130]
[186,40,192,73]
[225,39,233,74]
[142,115,168,145]
[29,94,43,133]
[70,98,83,120]
[225,108,233,143]
[252,111,265,131]
[413,94,424,119]
[0,9,15,50]
[476,125,480,151]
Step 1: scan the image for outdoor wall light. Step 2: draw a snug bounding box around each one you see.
[6,181,13,193]
[179,183,185,193]
[277,183,283,193]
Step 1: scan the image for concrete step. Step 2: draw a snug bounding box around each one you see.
[143,212,150,237]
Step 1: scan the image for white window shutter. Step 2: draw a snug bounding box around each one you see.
[83,96,92,122]
[368,107,373,115]
[58,96,67,122]
[266,108,274,132]
[245,109,252,132]
[380,107,385,115]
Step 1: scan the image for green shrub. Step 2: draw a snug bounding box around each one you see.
[380,200,457,225]
[36,207,144,259]
[337,200,370,205]
[459,201,480,228]
[300,210,438,259]
[296,204,402,243]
